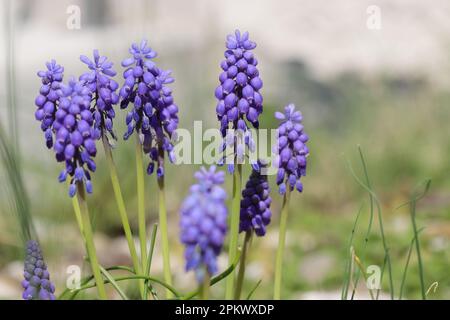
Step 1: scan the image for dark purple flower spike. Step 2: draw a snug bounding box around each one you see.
[119,40,179,176]
[215,30,263,172]
[179,166,228,281]
[240,160,272,236]
[80,50,119,140]
[274,104,309,194]
[35,60,64,148]
[22,240,55,300]
[53,78,98,197]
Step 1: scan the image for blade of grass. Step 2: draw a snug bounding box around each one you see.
[143,224,158,299]
[70,274,181,299]
[350,146,376,299]
[99,266,129,300]
[0,124,34,243]
[341,203,364,300]
[4,0,18,151]
[346,147,394,299]
[59,265,134,300]
[246,280,262,300]
[399,228,424,300]
[396,179,430,299]
[409,188,428,299]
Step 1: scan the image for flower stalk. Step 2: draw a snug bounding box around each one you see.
[273,187,291,300]
[135,135,147,274]
[157,149,173,299]
[235,230,252,299]
[75,182,107,299]
[101,134,144,297]
[225,162,242,299]
[200,273,211,300]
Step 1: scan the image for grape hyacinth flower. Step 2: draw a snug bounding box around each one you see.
[215,30,262,171]
[119,39,179,176]
[22,240,55,300]
[180,166,228,281]
[240,160,272,236]
[81,50,144,297]
[53,78,98,197]
[274,104,309,195]
[80,50,119,139]
[34,60,64,148]
[273,103,309,299]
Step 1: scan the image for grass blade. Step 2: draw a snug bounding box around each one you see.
[341,203,364,300]
[346,146,394,299]
[143,223,158,299]
[0,123,34,243]
[100,266,129,300]
[246,280,262,300]
[399,228,425,300]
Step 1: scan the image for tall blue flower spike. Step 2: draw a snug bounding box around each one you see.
[215,30,263,172]
[274,104,309,194]
[22,240,56,300]
[179,166,228,281]
[119,40,179,177]
[35,60,64,148]
[240,160,272,236]
[80,50,120,140]
[53,78,98,197]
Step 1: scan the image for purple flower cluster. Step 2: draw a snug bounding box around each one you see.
[34,60,64,148]
[240,160,272,236]
[80,50,119,139]
[274,104,309,194]
[53,78,98,197]
[179,166,228,280]
[22,240,55,300]
[119,40,179,177]
[215,30,263,170]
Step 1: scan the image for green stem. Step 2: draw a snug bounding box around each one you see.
[157,149,173,299]
[5,0,18,153]
[200,273,210,300]
[399,236,416,300]
[70,181,84,234]
[341,204,364,300]
[225,162,242,299]
[376,205,394,299]
[246,279,262,300]
[76,182,107,299]
[59,265,134,299]
[347,149,394,299]
[102,135,144,297]
[350,148,375,299]
[274,187,291,300]
[135,136,147,274]
[71,275,181,299]
[410,198,426,299]
[143,224,158,299]
[235,230,252,299]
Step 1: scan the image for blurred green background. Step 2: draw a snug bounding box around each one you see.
[0,0,449,299]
